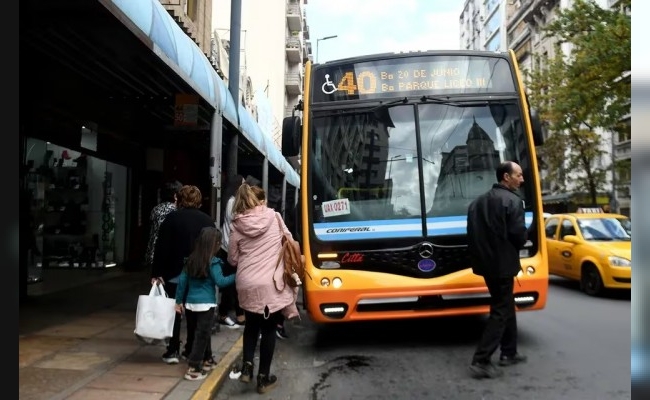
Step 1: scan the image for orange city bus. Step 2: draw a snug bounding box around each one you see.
[282,50,548,323]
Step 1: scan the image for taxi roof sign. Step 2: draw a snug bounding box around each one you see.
[576,207,604,214]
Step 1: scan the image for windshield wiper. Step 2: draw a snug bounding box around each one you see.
[369,97,409,112]
[314,97,409,118]
[420,95,518,107]
[419,95,463,106]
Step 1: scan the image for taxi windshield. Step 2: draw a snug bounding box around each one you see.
[577,217,631,241]
[617,218,631,236]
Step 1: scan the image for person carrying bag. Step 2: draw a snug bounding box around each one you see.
[134,282,176,344]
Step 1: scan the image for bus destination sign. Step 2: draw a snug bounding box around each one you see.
[311,55,516,103]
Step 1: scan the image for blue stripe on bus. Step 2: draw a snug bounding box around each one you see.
[314,213,534,241]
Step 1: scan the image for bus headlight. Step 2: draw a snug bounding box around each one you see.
[320,278,330,287]
[332,277,343,288]
[526,266,535,275]
[609,256,631,267]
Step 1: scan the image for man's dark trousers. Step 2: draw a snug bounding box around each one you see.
[472,277,517,363]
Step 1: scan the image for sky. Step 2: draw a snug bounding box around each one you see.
[305,0,466,63]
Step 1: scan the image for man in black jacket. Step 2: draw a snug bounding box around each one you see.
[467,161,528,379]
[151,185,216,364]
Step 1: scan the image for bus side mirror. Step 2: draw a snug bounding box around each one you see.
[530,109,544,146]
[282,116,302,157]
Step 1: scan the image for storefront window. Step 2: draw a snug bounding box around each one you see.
[23,138,128,277]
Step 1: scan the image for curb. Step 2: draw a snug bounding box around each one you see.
[191,336,243,400]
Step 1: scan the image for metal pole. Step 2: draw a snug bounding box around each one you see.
[210,111,223,223]
[611,131,618,213]
[262,158,268,194]
[228,135,238,179]
[229,0,242,121]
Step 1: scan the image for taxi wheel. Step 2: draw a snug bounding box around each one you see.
[581,264,603,296]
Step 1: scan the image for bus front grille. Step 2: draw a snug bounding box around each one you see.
[336,242,472,279]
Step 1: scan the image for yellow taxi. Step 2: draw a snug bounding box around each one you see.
[544,208,631,296]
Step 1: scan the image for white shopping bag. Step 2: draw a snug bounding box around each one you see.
[134,283,176,342]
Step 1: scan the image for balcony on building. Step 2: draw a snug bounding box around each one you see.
[286,37,302,63]
[286,1,303,32]
[523,0,560,25]
[302,40,311,63]
[303,23,310,40]
[508,23,530,52]
[285,71,302,95]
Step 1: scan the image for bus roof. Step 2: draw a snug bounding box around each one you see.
[315,50,511,67]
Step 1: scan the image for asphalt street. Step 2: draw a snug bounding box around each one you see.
[216,276,630,400]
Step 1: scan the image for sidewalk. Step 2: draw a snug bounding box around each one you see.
[19,270,243,400]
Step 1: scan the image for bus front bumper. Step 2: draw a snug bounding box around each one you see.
[304,273,548,323]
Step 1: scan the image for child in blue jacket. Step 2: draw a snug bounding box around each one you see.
[175,226,235,380]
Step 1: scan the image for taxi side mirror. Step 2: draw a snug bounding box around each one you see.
[562,235,580,244]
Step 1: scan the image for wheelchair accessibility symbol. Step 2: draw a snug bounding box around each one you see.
[321,74,338,94]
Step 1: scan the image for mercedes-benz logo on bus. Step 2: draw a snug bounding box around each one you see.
[418,242,434,259]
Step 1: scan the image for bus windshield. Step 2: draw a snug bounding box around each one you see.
[309,101,534,241]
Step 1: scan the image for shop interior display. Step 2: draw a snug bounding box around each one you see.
[25,146,113,269]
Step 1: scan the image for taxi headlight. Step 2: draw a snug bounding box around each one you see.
[608,256,631,267]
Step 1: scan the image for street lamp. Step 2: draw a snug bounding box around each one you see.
[316,35,338,63]
[387,154,402,179]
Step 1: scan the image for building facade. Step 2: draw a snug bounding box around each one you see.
[212,0,311,147]
[459,0,508,51]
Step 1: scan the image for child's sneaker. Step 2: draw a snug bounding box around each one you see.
[184,367,208,381]
[161,350,179,364]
